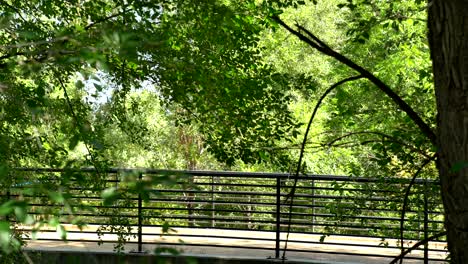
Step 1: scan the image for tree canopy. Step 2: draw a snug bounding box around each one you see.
[1,0,467,262]
[0,0,304,170]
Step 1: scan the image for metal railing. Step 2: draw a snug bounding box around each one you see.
[5,168,447,262]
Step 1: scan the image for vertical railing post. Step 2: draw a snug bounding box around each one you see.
[275,176,281,259]
[5,189,10,222]
[138,173,143,253]
[187,175,194,227]
[423,181,429,264]
[211,175,215,228]
[311,179,315,233]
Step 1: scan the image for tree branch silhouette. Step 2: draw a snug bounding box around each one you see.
[281,75,363,261]
[397,154,437,264]
[273,16,436,146]
[390,231,446,264]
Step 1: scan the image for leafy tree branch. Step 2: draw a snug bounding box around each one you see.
[84,6,132,30]
[273,16,436,146]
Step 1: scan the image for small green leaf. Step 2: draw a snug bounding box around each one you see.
[49,191,65,203]
[161,221,174,234]
[94,83,103,92]
[69,135,80,150]
[0,221,10,247]
[0,164,8,179]
[101,187,120,206]
[319,234,326,243]
[0,201,15,216]
[0,221,10,233]
[49,217,60,227]
[14,204,28,222]
[57,224,67,240]
[75,80,85,90]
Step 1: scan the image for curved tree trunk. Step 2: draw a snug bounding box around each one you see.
[428,1,468,262]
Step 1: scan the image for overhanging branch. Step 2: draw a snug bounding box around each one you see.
[273,16,437,146]
[55,70,100,172]
[326,131,433,159]
[390,230,446,264]
[85,10,129,30]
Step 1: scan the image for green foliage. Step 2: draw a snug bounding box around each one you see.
[0,0,445,258]
[0,0,310,250]
[151,1,301,166]
[263,0,436,179]
[0,0,305,170]
[264,0,442,252]
[329,0,435,179]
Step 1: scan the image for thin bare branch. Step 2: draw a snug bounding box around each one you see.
[281,75,363,260]
[0,36,70,50]
[0,52,26,61]
[397,154,437,264]
[85,11,126,30]
[328,139,414,149]
[390,231,446,264]
[288,75,365,199]
[326,131,433,159]
[85,2,132,30]
[0,1,28,23]
[54,71,101,173]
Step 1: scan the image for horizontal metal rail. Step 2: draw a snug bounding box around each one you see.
[5,168,447,262]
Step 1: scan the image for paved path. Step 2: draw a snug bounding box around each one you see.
[22,225,447,264]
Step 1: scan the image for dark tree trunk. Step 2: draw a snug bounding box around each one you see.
[428,1,468,262]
